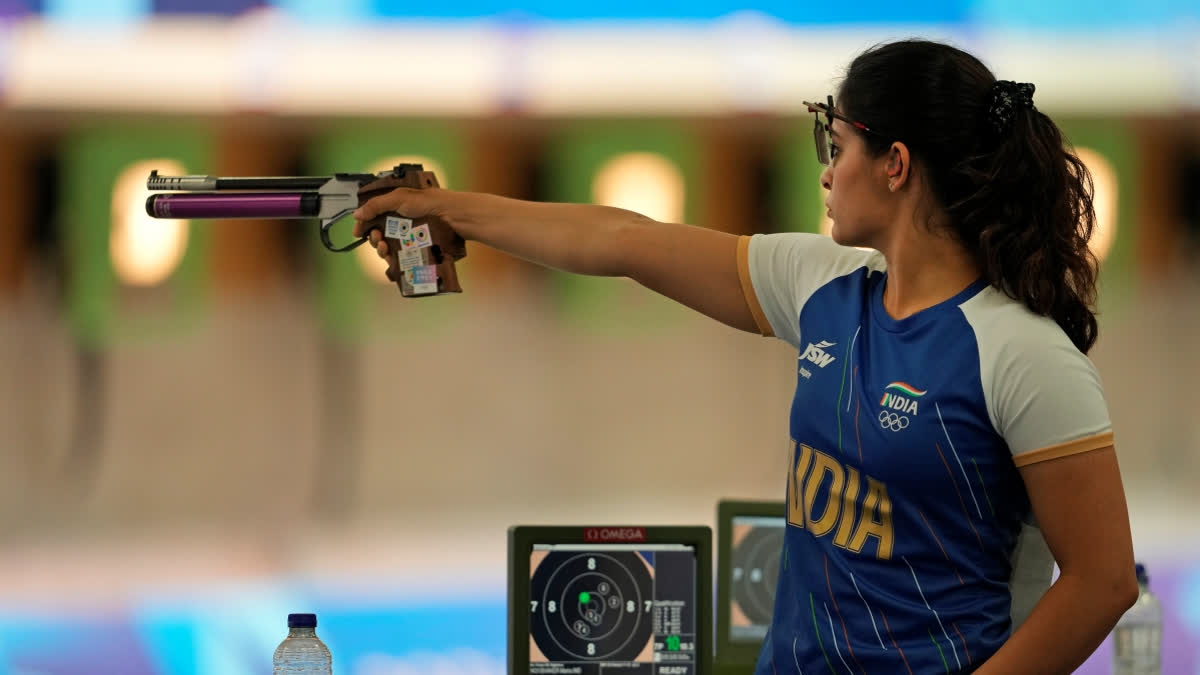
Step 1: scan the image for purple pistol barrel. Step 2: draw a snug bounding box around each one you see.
[145,193,320,219]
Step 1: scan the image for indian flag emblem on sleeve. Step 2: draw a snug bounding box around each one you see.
[880,382,926,415]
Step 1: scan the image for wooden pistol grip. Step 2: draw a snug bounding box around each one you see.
[357,168,466,296]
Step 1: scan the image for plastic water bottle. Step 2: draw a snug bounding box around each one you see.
[273,613,332,674]
[1112,563,1162,675]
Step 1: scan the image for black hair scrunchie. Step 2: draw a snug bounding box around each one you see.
[986,80,1036,137]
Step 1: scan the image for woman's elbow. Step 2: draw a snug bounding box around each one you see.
[1067,563,1139,625]
[1117,571,1140,612]
[1103,566,1140,618]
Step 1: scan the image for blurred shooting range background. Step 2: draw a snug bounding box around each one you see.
[0,1,1198,673]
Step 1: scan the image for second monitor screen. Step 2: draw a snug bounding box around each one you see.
[728,515,785,642]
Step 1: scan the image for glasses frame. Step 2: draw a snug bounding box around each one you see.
[802,95,891,166]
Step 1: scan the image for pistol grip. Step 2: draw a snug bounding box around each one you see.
[357,167,465,298]
[368,212,464,297]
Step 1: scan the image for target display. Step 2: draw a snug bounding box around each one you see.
[728,516,784,640]
[714,500,784,669]
[509,526,711,675]
[530,549,654,661]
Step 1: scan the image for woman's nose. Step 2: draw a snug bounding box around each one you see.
[820,166,832,191]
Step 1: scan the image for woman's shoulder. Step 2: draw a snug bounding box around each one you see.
[958,287,1110,454]
[748,232,886,274]
[955,284,1099,386]
[958,285,1082,356]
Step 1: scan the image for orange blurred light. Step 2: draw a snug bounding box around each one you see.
[110,159,189,287]
[1074,147,1118,262]
[592,152,685,224]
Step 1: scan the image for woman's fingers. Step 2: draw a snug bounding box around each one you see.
[353,187,425,236]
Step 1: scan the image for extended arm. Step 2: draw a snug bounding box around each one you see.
[355,188,759,333]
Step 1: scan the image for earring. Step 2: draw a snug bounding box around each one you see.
[888,180,897,191]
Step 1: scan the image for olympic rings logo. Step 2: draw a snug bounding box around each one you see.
[878,410,909,431]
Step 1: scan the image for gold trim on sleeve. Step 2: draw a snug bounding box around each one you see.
[1013,431,1115,467]
[737,235,774,337]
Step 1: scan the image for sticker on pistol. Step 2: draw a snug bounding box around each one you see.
[384,216,412,239]
[408,265,439,295]
[412,224,433,249]
[397,249,425,272]
[399,225,430,250]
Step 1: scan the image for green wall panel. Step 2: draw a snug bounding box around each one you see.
[773,120,827,235]
[62,121,213,347]
[543,120,702,334]
[1058,119,1137,319]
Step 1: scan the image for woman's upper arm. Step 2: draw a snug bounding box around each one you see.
[621,223,877,341]
[972,304,1135,587]
[1018,446,1136,588]
[620,220,762,334]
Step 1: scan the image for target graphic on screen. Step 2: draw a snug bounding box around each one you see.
[530,551,654,662]
[730,524,783,626]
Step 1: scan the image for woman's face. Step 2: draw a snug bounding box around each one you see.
[820,118,894,248]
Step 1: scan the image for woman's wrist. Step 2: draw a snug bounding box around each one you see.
[440,189,499,243]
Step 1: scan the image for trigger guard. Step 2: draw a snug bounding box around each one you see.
[321,220,371,253]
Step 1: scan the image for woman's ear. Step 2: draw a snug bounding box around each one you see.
[886,142,912,192]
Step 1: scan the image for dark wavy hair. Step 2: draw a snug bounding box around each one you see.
[837,39,1099,353]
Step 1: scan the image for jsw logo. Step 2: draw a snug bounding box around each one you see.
[800,340,837,368]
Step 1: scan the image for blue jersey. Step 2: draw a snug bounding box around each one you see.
[736,234,1113,674]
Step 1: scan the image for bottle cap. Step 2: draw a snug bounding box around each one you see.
[1135,562,1148,585]
[288,613,317,628]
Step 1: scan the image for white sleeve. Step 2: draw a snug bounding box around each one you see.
[736,233,882,350]
[962,289,1114,465]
